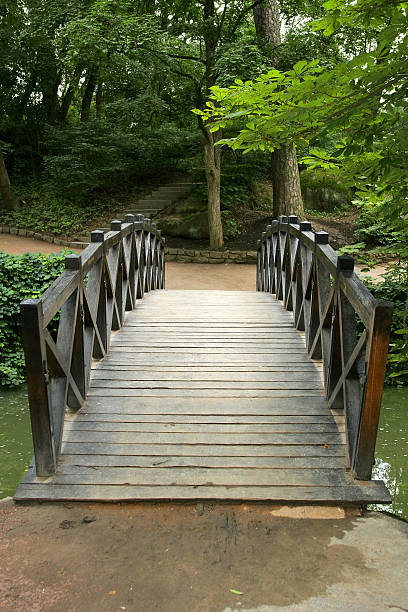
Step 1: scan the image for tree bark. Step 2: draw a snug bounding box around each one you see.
[253,0,281,46]
[95,81,103,118]
[60,65,83,122]
[15,75,37,122]
[202,126,223,248]
[202,0,223,248]
[253,0,304,218]
[271,143,303,217]
[0,150,18,211]
[47,71,62,123]
[81,67,98,122]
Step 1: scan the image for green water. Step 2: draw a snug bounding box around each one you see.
[0,386,407,516]
[371,388,408,518]
[0,385,33,498]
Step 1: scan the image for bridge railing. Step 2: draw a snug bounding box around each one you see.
[20,214,165,476]
[257,215,393,480]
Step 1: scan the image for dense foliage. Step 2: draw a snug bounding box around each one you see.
[365,264,408,385]
[0,251,67,386]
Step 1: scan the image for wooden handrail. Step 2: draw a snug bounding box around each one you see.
[20,214,165,476]
[257,215,393,480]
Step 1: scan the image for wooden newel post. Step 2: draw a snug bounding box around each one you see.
[91,230,108,352]
[161,235,166,289]
[65,254,86,404]
[20,298,57,476]
[256,239,262,291]
[353,300,393,479]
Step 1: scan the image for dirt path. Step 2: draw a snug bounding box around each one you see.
[0,234,70,255]
[0,233,391,288]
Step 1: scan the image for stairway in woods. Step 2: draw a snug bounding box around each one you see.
[73,180,193,247]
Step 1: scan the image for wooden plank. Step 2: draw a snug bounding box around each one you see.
[89,380,323,390]
[93,365,322,374]
[71,413,340,424]
[59,441,345,457]
[86,389,325,398]
[102,353,317,363]
[92,370,321,381]
[24,466,351,487]
[107,346,307,354]
[111,339,306,345]
[64,421,342,434]
[62,431,342,444]
[81,396,331,414]
[14,482,392,503]
[59,453,346,469]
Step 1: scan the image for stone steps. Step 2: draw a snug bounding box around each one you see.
[74,180,196,245]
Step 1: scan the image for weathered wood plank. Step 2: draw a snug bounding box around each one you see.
[71,413,341,424]
[59,453,346,469]
[24,466,351,487]
[62,431,342,444]
[81,396,331,414]
[60,441,345,457]
[64,421,342,434]
[87,388,325,398]
[14,482,391,503]
[91,370,322,382]
[89,380,323,390]
[102,353,317,363]
[107,346,307,354]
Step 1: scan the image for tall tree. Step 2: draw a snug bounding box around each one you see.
[253,0,303,218]
[0,150,18,211]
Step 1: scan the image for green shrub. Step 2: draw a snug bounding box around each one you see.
[364,263,408,386]
[353,195,406,253]
[0,183,111,236]
[42,121,197,199]
[300,167,352,212]
[0,251,68,387]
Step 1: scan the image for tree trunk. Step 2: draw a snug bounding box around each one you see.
[95,81,103,118]
[15,75,37,122]
[60,65,83,122]
[81,67,98,122]
[202,127,223,249]
[47,71,62,123]
[0,150,18,211]
[202,0,223,248]
[271,144,303,217]
[253,0,281,46]
[253,0,304,218]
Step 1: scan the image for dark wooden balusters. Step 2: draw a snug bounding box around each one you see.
[257,216,393,480]
[20,217,165,476]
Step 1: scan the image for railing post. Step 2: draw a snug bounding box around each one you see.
[143,217,152,293]
[91,230,108,352]
[134,214,145,299]
[256,239,262,291]
[20,298,57,476]
[111,220,124,325]
[124,214,136,308]
[65,254,86,404]
[353,300,393,479]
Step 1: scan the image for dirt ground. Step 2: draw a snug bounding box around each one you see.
[164,209,359,253]
[1,499,408,612]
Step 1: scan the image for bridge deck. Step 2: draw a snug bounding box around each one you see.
[15,290,390,503]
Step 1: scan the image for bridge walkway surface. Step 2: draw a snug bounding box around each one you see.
[15,289,389,503]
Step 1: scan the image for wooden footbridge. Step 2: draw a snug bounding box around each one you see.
[15,214,392,505]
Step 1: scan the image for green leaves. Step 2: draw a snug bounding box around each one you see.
[0,251,68,387]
